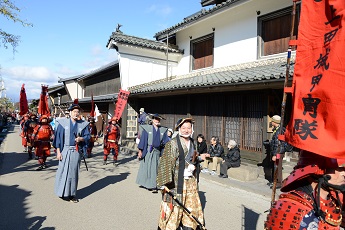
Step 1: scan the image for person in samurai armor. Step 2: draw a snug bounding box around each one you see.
[136,113,169,193]
[20,114,29,153]
[265,150,345,229]
[87,117,98,158]
[33,115,54,170]
[24,113,38,160]
[103,116,120,165]
[53,100,90,203]
[157,118,207,230]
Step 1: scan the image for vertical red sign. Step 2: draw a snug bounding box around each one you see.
[283,1,345,158]
[114,89,130,120]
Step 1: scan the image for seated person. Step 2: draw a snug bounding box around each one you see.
[196,134,207,155]
[167,128,173,140]
[219,140,241,178]
[201,136,224,175]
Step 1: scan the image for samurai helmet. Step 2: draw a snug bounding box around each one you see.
[281,150,345,192]
[39,115,49,122]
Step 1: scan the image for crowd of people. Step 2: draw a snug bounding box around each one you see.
[13,103,345,229]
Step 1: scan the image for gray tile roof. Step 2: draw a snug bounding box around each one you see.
[77,61,119,81]
[58,74,83,83]
[106,32,184,54]
[201,0,228,7]
[59,61,119,83]
[77,93,118,103]
[128,56,295,94]
[47,84,65,94]
[154,0,244,39]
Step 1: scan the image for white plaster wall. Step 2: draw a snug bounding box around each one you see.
[175,0,293,75]
[114,0,293,87]
[65,81,84,100]
[65,81,77,100]
[118,46,180,89]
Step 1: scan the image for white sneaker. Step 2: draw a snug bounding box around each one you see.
[210,171,217,176]
[201,168,209,173]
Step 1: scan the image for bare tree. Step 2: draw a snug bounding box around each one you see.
[0,97,14,112]
[0,0,33,52]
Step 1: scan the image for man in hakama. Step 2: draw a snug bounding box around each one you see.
[53,101,90,203]
[136,113,169,193]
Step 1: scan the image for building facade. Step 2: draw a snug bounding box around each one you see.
[106,0,299,163]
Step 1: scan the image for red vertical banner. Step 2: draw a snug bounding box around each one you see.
[283,1,345,158]
[114,89,130,120]
[37,85,51,117]
[19,84,29,115]
[90,93,95,117]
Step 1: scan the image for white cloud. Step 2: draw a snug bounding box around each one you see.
[83,49,118,69]
[2,66,59,102]
[3,78,42,102]
[146,4,173,17]
[91,44,104,56]
[1,46,118,102]
[3,66,58,82]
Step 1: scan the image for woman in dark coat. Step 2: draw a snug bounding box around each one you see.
[196,134,207,155]
[219,140,241,178]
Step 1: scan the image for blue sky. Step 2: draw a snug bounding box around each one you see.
[0,0,204,102]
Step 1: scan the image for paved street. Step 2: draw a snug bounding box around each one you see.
[0,124,271,230]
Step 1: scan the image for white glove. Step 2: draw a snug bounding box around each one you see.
[184,164,196,178]
[187,164,195,172]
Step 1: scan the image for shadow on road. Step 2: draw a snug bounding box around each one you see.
[0,184,55,229]
[77,173,129,199]
[117,154,137,165]
[0,151,39,175]
[241,204,260,230]
[199,191,207,211]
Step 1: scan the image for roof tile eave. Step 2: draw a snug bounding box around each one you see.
[129,56,293,94]
[154,0,244,38]
[110,32,183,54]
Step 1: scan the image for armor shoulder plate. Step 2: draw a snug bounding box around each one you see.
[265,190,314,229]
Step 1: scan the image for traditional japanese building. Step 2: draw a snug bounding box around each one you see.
[106,0,299,165]
[49,61,122,137]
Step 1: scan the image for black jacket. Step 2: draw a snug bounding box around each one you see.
[270,126,293,156]
[196,141,207,155]
[208,143,224,157]
[223,146,241,167]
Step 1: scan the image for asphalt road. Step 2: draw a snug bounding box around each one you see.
[0,124,270,230]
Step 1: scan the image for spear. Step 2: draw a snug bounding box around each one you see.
[270,0,298,204]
